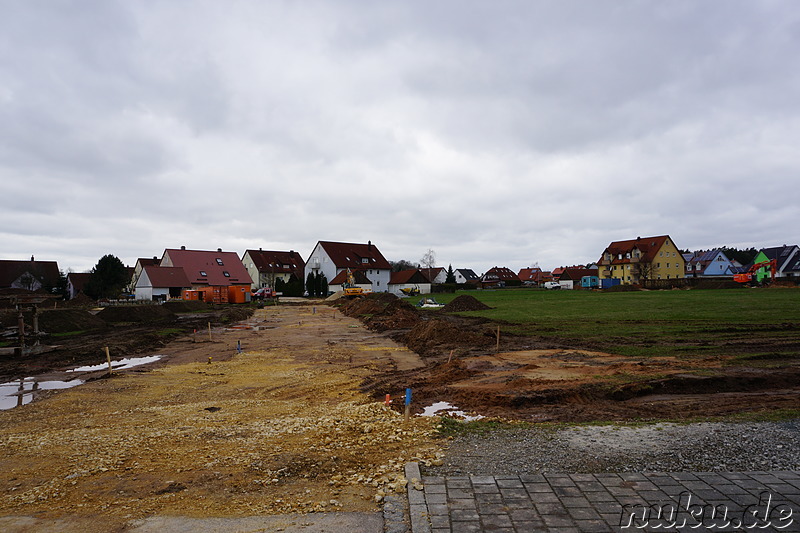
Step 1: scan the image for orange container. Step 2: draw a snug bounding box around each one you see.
[227,286,250,304]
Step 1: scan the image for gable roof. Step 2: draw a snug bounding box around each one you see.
[559,267,598,281]
[329,269,372,285]
[481,266,520,282]
[601,235,675,265]
[0,259,61,289]
[161,248,251,286]
[518,268,553,282]
[456,269,479,281]
[66,272,92,292]
[141,266,192,288]
[244,249,305,278]
[317,241,391,270]
[420,267,444,282]
[390,269,430,285]
[759,245,800,272]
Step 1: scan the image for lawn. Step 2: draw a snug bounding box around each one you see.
[411,288,800,361]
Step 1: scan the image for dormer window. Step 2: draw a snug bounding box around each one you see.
[362,258,369,264]
[216,258,224,266]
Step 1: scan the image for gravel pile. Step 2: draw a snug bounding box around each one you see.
[424,420,800,475]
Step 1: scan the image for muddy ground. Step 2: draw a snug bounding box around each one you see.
[339,293,800,423]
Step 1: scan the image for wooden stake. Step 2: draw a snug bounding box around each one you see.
[105,346,112,374]
[496,325,500,352]
[208,322,212,342]
[447,350,454,364]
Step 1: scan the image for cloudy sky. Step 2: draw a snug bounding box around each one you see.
[2,1,799,275]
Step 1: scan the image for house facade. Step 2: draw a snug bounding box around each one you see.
[480,266,520,288]
[128,257,160,293]
[305,241,391,293]
[455,269,480,285]
[134,266,192,301]
[598,235,685,285]
[753,245,800,282]
[160,247,252,290]
[682,250,736,278]
[518,267,553,287]
[388,269,432,295]
[242,249,305,288]
[558,267,599,290]
[0,258,61,292]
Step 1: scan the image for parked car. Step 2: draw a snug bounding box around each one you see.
[252,287,276,299]
[543,281,561,290]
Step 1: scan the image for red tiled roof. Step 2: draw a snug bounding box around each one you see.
[482,266,520,282]
[559,267,598,281]
[317,241,391,270]
[0,259,61,289]
[329,269,371,285]
[600,235,673,265]
[244,249,305,279]
[142,266,192,288]
[161,248,251,286]
[67,272,91,292]
[390,269,429,284]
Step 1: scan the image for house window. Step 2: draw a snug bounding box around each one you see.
[659,252,663,257]
[362,258,369,264]
[657,263,661,268]
[223,271,230,277]
[626,252,631,259]
[216,258,224,266]
[199,271,207,277]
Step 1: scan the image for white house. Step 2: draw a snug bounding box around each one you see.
[305,241,392,293]
[134,266,192,301]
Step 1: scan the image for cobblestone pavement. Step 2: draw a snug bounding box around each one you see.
[406,465,800,532]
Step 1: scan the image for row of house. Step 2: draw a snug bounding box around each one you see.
[3,236,800,301]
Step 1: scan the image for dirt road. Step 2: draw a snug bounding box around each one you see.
[0,304,442,531]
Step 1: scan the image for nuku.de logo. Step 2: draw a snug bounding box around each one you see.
[620,491,794,530]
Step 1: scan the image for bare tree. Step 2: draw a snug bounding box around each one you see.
[420,249,436,283]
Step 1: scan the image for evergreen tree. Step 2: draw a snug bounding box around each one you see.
[445,264,456,284]
[84,255,129,300]
[319,273,328,296]
[306,272,315,297]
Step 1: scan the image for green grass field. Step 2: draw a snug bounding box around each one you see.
[411,288,800,361]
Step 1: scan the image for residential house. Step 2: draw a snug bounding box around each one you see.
[305,241,391,293]
[0,257,61,292]
[328,269,373,295]
[421,267,447,284]
[517,267,553,287]
[128,257,160,293]
[752,245,800,282]
[160,247,252,290]
[242,249,305,288]
[558,266,599,290]
[598,235,685,285]
[388,269,432,296]
[134,266,192,301]
[682,250,736,278]
[455,269,480,285]
[480,267,520,288]
[66,272,91,300]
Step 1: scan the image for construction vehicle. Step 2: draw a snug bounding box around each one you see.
[343,269,365,298]
[733,259,777,284]
[399,286,420,296]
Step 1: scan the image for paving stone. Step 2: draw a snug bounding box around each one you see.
[500,488,529,499]
[479,513,513,529]
[523,482,553,493]
[518,474,546,483]
[496,478,524,489]
[472,483,500,494]
[445,477,471,489]
[446,498,475,510]
[469,475,495,485]
[450,509,480,521]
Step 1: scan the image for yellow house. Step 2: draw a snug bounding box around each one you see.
[597,235,685,285]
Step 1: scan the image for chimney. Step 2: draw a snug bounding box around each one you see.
[217,248,222,253]
[31,255,34,262]
[181,246,186,250]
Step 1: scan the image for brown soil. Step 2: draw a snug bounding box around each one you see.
[440,294,491,312]
[0,304,440,531]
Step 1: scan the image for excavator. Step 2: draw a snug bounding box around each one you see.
[342,268,365,298]
[734,258,777,285]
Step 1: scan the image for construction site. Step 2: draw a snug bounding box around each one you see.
[0,292,799,530]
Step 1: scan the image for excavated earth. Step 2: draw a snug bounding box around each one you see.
[340,293,800,423]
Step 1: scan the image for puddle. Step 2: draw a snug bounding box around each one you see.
[0,378,84,410]
[66,355,162,373]
[420,401,484,421]
[1,356,163,410]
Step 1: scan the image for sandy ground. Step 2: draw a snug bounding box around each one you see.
[0,304,442,532]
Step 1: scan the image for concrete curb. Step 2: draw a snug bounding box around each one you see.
[405,462,431,533]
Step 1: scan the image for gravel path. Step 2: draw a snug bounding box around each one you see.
[424,419,800,476]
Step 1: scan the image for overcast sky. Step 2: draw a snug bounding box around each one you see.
[2,1,799,275]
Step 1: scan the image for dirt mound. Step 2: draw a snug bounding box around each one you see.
[162,300,209,313]
[38,309,108,333]
[441,295,491,312]
[339,293,421,331]
[219,307,255,324]
[403,318,494,356]
[62,293,96,308]
[98,305,177,324]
